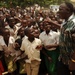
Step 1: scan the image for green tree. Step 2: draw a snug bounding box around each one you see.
[0,0,71,8]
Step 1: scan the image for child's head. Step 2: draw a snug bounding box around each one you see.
[14,39,22,50]
[24,27,35,39]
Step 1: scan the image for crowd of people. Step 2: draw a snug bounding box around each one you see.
[0,2,75,75]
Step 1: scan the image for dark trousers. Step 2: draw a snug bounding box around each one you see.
[72,70,75,75]
[57,60,75,75]
[1,52,8,71]
[38,50,48,75]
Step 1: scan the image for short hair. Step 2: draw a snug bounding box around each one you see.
[65,2,74,13]
[15,39,22,47]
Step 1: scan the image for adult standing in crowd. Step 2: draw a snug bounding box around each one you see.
[57,2,75,75]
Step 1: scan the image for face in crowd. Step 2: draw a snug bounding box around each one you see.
[44,22,51,32]
[58,2,74,21]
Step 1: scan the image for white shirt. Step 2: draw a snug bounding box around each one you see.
[9,36,15,44]
[8,36,16,56]
[0,35,6,51]
[39,30,60,51]
[20,37,42,62]
[14,23,21,35]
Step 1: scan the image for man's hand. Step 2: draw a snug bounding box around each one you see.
[64,30,69,34]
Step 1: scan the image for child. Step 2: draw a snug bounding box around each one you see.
[13,39,27,75]
[21,28,42,75]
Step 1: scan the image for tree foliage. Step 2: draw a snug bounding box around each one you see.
[0,0,70,8]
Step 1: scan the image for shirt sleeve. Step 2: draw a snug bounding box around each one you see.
[55,32,60,44]
[39,34,44,44]
[38,39,42,45]
[0,36,6,46]
[20,40,25,51]
[9,37,15,44]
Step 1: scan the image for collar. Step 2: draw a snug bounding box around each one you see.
[61,20,67,26]
[61,14,74,26]
[44,30,52,35]
[68,14,74,21]
[27,37,36,43]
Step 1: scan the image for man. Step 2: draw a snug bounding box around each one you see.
[57,2,75,75]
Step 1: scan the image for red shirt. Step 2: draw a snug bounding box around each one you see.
[0,60,4,75]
